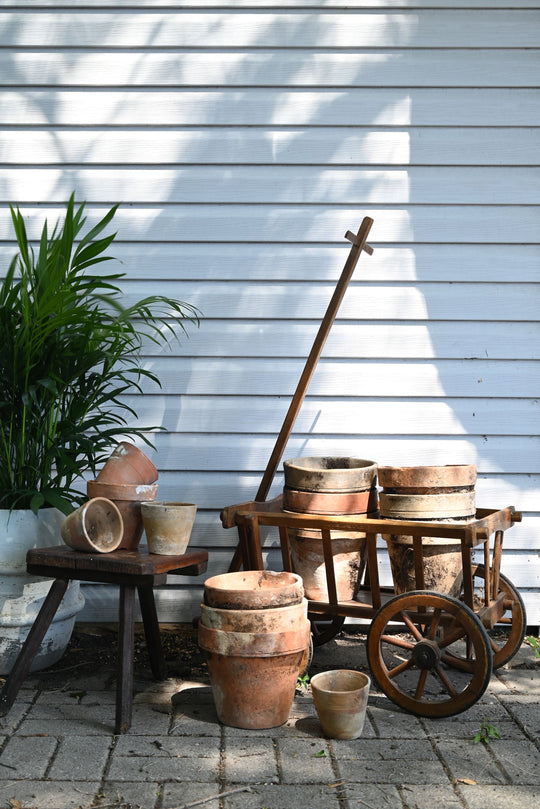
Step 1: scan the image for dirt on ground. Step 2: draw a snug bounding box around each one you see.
[41,622,209,682]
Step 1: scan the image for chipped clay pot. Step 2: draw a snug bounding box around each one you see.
[311,669,371,740]
[61,497,124,553]
[203,570,304,610]
[86,480,158,550]
[283,457,377,601]
[96,441,158,486]
[141,501,197,555]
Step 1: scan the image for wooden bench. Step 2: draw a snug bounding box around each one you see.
[0,545,208,733]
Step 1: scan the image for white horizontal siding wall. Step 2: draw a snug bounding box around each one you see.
[1,0,539,624]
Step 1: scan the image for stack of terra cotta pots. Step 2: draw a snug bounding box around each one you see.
[378,463,477,597]
[86,442,159,550]
[282,456,378,602]
[198,570,311,729]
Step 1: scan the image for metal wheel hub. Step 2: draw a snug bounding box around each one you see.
[412,638,441,669]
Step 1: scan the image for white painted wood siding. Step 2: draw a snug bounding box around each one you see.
[1,0,539,624]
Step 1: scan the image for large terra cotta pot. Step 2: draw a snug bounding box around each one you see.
[378,464,477,596]
[0,508,85,675]
[199,570,310,729]
[283,457,377,601]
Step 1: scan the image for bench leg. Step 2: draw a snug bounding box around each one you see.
[137,585,166,681]
[116,584,135,734]
[0,578,69,716]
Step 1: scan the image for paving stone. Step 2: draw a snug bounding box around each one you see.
[48,734,112,780]
[337,757,448,785]
[114,734,220,759]
[497,694,540,737]
[331,738,437,761]
[0,780,99,809]
[161,782,222,809]
[399,783,462,808]
[0,735,57,779]
[488,739,540,784]
[435,738,508,784]
[277,738,335,783]
[223,737,278,784]
[369,704,427,738]
[343,782,404,809]
[224,783,343,809]
[97,781,162,808]
[457,784,540,808]
[170,685,222,736]
[424,718,526,741]
[107,750,219,783]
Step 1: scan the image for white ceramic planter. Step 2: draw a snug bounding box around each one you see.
[0,508,85,675]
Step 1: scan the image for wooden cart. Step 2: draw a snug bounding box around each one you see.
[221,498,526,718]
[219,217,526,718]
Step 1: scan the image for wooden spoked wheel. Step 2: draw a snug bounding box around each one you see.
[309,613,345,646]
[367,591,492,718]
[467,565,527,669]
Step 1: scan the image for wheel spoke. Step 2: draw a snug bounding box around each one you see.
[440,651,477,674]
[381,633,414,651]
[434,665,459,698]
[438,624,468,649]
[387,657,414,679]
[426,608,442,640]
[400,610,424,641]
[414,669,428,700]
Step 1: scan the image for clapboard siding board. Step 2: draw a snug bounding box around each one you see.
[5,11,540,48]
[1,1,538,624]
[5,243,537,284]
[7,0,540,8]
[4,89,540,126]
[121,395,540,434]
[121,358,540,398]
[96,282,540,321]
[3,51,540,87]
[4,168,540,205]
[132,434,540,473]
[0,206,539,243]
[1,130,538,167]
[134,322,540,360]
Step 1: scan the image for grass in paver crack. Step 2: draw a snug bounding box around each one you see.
[473,718,501,744]
[525,635,540,659]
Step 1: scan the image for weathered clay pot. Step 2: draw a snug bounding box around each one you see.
[283,456,378,515]
[203,570,304,610]
[200,599,308,633]
[141,501,197,555]
[198,619,311,729]
[379,464,476,596]
[288,528,366,601]
[311,669,370,740]
[86,480,158,550]
[284,456,378,492]
[283,457,377,601]
[96,442,158,486]
[61,498,123,553]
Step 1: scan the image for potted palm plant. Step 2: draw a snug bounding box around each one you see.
[0,193,199,673]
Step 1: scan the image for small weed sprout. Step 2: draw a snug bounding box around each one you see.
[297,673,310,691]
[474,718,501,744]
[525,635,540,659]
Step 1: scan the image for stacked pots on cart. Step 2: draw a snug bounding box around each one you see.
[282,457,378,601]
[378,464,477,596]
[198,571,311,729]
